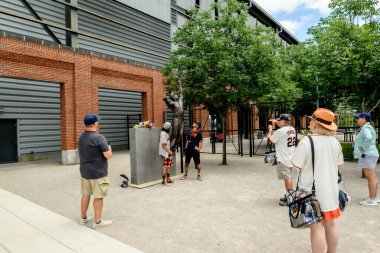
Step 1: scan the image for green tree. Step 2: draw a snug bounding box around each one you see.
[257,46,303,113]
[306,0,380,114]
[162,0,283,165]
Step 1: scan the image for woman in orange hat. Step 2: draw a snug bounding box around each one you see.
[291,108,344,253]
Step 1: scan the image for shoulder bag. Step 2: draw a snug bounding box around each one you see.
[287,136,323,229]
[264,142,277,166]
[338,170,350,211]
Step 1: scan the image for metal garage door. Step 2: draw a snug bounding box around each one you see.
[0,77,61,156]
[98,88,142,147]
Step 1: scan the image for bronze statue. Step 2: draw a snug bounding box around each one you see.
[163,80,184,151]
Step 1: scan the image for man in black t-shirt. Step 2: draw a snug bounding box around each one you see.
[78,114,113,229]
[181,121,203,181]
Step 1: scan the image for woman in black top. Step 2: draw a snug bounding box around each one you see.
[182,121,203,181]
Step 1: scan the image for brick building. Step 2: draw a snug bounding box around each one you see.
[0,0,297,164]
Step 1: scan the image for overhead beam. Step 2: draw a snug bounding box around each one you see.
[19,0,62,44]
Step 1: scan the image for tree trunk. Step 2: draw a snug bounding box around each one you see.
[362,97,366,112]
[222,110,227,165]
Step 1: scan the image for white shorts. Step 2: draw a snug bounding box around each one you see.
[358,156,378,169]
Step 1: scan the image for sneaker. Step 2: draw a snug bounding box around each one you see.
[279,198,288,206]
[197,175,202,181]
[358,199,378,206]
[92,219,112,229]
[362,197,380,203]
[79,216,92,225]
[180,174,187,180]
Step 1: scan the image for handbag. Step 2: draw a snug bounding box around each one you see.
[338,170,350,211]
[120,174,129,188]
[287,136,323,229]
[264,142,277,166]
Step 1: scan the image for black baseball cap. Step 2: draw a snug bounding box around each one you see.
[276,114,291,122]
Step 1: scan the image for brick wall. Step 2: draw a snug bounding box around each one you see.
[0,37,168,150]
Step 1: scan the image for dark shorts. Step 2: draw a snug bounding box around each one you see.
[185,150,201,165]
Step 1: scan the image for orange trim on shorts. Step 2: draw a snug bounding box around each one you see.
[322,207,340,221]
[291,162,302,170]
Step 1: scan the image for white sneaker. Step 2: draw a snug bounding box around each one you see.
[362,197,380,203]
[358,199,379,206]
[79,216,92,225]
[92,219,112,229]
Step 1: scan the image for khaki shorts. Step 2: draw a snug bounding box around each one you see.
[81,176,109,198]
[277,162,292,180]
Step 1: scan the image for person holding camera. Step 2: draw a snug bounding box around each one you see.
[267,114,296,206]
[78,114,112,229]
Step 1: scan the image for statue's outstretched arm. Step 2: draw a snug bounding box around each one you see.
[178,79,183,100]
[163,96,175,106]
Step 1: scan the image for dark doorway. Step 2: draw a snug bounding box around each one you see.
[0,119,17,163]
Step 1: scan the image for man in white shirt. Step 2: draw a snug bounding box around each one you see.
[267,114,296,206]
[159,122,173,185]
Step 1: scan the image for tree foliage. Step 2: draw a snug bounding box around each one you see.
[162,0,286,164]
[302,0,380,114]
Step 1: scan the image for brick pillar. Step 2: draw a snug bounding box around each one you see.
[152,71,166,127]
[62,57,93,165]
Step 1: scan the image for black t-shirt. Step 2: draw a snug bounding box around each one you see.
[78,131,109,179]
[186,130,203,151]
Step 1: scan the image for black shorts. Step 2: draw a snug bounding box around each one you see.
[185,150,200,165]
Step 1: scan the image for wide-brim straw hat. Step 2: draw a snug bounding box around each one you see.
[307,108,337,131]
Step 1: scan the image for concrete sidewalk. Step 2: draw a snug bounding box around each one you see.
[0,151,379,253]
[0,188,143,253]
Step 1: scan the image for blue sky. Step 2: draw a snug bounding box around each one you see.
[253,0,331,42]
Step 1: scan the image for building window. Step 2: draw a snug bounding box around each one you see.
[195,0,200,8]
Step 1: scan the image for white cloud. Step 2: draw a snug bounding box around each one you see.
[253,0,331,16]
[253,0,303,15]
[303,0,331,15]
[278,19,302,34]
[279,15,312,34]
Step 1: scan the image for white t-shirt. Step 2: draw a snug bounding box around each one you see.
[270,125,296,167]
[291,135,344,212]
[159,131,170,158]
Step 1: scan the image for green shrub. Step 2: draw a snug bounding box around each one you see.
[341,142,354,160]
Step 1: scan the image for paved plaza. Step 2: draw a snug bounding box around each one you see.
[0,151,379,253]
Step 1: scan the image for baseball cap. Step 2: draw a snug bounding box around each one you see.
[163,122,171,130]
[307,108,337,130]
[84,114,101,125]
[276,114,291,122]
[353,112,372,122]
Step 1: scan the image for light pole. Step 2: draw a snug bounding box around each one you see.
[316,84,319,108]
